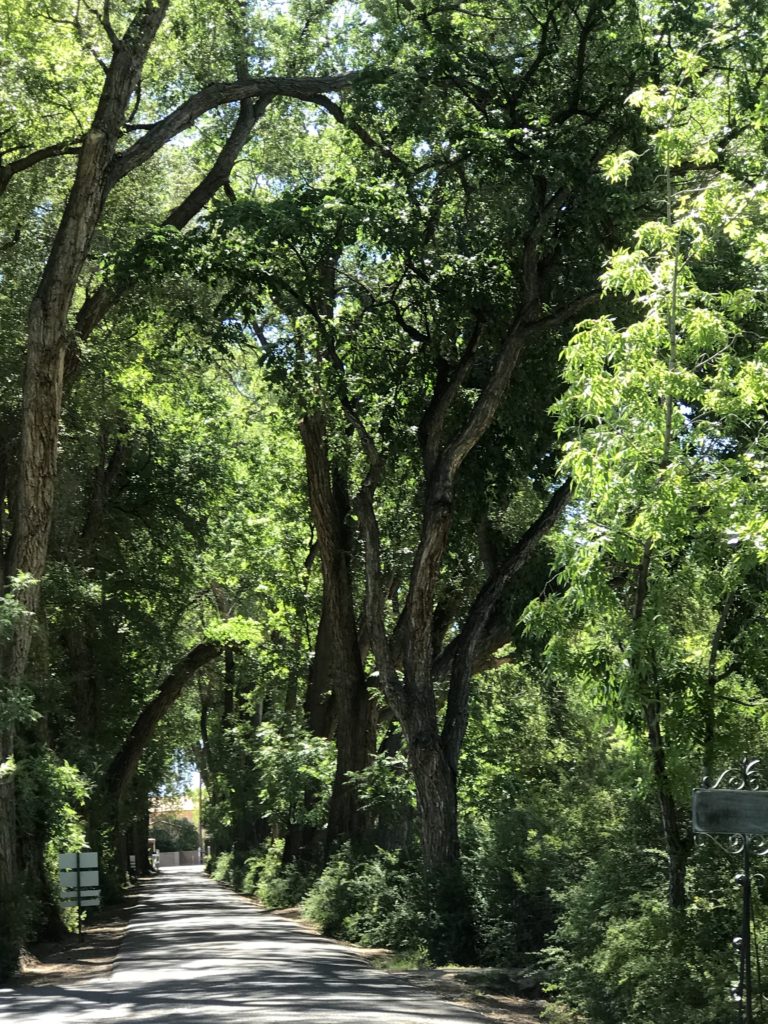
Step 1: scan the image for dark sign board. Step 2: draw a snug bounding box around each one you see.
[692,788,768,836]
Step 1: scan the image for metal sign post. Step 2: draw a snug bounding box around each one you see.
[692,758,768,1024]
[58,850,100,940]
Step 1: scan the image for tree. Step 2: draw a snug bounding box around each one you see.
[0,0,369,944]
[152,814,199,853]
[173,0,657,959]
[546,18,768,908]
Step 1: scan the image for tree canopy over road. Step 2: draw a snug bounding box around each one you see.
[2,1,768,1019]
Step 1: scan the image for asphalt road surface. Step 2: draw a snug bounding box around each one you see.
[0,866,490,1023]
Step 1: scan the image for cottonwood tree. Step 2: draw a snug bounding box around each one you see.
[0,0,372,944]
[175,0,656,958]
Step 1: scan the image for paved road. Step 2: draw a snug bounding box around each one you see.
[0,866,489,1023]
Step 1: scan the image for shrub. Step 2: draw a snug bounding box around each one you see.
[302,845,431,955]
[152,815,199,852]
[256,843,313,907]
[542,849,736,1024]
[464,810,557,965]
[301,845,358,935]
[210,851,246,890]
[343,850,429,951]
[241,853,264,896]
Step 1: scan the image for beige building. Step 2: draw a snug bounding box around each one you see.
[149,794,199,828]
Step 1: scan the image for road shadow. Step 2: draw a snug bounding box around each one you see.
[0,868,489,1023]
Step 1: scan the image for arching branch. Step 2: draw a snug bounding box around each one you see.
[104,641,222,805]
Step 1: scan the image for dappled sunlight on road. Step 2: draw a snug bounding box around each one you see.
[0,868,487,1023]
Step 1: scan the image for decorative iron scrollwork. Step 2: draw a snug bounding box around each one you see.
[704,757,768,794]
[694,757,768,1024]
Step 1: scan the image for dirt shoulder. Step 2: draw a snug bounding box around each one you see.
[12,890,141,988]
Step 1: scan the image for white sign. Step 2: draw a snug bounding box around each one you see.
[60,870,99,888]
[58,851,101,911]
[58,851,98,871]
[60,894,101,907]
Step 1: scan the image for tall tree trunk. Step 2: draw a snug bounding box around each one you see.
[407,732,459,868]
[405,725,475,963]
[300,414,376,853]
[0,1,169,933]
[7,0,169,653]
[633,548,690,911]
[643,695,690,911]
[283,606,335,866]
[0,729,19,973]
[132,796,151,876]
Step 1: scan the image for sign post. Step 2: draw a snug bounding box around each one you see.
[692,758,768,1024]
[58,850,100,941]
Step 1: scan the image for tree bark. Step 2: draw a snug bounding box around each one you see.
[0,729,17,969]
[300,413,376,853]
[128,787,151,876]
[402,707,475,963]
[441,481,572,767]
[8,0,168,609]
[643,694,690,910]
[633,547,690,911]
[66,95,269,386]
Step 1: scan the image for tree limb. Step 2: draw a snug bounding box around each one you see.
[66,95,270,384]
[433,479,572,684]
[0,140,83,198]
[309,94,408,173]
[440,479,572,763]
[109,71,368,184]
[104,640,222,805]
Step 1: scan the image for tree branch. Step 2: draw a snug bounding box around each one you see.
[443,287,597,482]
[109,71,368,184]
[439,479,572,764]
[66,95,270,384]
[104,640,222,805]
[418,317,483,476]
[309,94,408,173]
[434,479,572,683]
[0,140,83,198]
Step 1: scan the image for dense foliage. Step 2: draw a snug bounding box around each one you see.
[1,1,768,1020]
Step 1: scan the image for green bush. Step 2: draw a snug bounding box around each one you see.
[256,842,313,907]
[210,850,246,890]
[302,845,431,954]
[210,843,313,907]
[14,750,90,947]
[241,853,264,896]
[542,849,736,1024]
[301,845,359,935]
[343,850,430,951]
[464,810,558,965]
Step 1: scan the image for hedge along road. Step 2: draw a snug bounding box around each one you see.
[0,867,492,1023]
